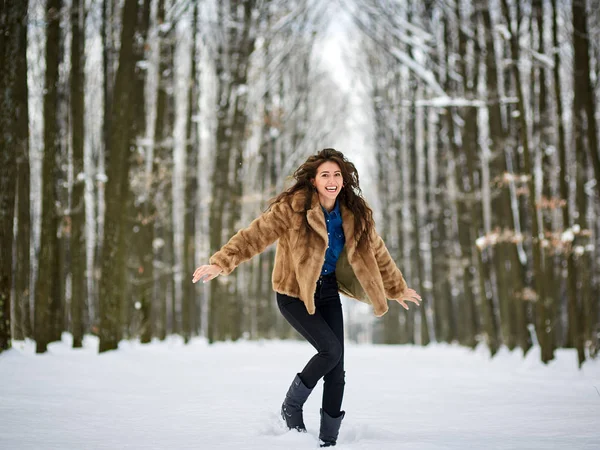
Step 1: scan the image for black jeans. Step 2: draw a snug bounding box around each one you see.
[276,273,345,417]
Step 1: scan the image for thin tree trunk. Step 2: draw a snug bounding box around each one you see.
[430,18,455,344]
[0,0,29,351]
[443,9,476,348]
[479,1,523,352]
[375,78,401,343]
[550,0,573,353]
[183,0,200,344]
[571,0,591,366]
[152,0,176,341]
[127,0,151,341]
[466,10,499,356]
[207,0,231,343]
[98,0,139,352]
[532,0,560,353]
[573,0,598,357]
[572,1,600,200]
[501,0,553,363]
[254,18,277,338]
[413,86,430,346]
[209,0,257,343]
[13,0,31,341]
[34,0,63,354]
[70,0,86,348]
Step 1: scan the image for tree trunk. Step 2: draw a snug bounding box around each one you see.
[128,0,152,342]
[34,0,63,354]
[13,0,31,341]
[413,87,430,346]
[458,9,498,354]
[374,79,401,343]
[98,0,139,352]
[430,18,455,344]
[500,0,553,363]
[429,120,453,343]
[70,0,86,348]
[152,0,176,341]
[572,0,600,200]
[572,0,598,361]
[0,0,28,351]
[254,18,278,339]
[209,0,258,343]
[571,0,593,367]
[532,0,559,354]
[444,9,477,348]
[549,0,574,353]
[468,11,499,356]
[479,0,526,352]
[182,0,200,344]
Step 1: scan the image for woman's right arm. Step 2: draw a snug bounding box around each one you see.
[193,201,292,282]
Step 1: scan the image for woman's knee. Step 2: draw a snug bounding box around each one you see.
[324,368,345,386]
[320,339,343,368]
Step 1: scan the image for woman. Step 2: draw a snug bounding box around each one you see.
[192,148,421,447]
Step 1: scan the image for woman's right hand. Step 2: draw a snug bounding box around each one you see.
[192,264,223,284]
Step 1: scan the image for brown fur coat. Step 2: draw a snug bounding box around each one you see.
[210,191,407,317]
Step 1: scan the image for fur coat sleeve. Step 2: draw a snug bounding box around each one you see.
[209,201,292,275]
[370,230,408,300]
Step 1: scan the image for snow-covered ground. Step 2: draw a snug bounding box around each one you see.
[1,335,599,450]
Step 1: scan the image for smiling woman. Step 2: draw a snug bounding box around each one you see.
[312,161,344,212]
[192,148,421,447]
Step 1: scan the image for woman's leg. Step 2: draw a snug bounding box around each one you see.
[316,292,345,417]
[277,279,345,417]
[277,293,343,390]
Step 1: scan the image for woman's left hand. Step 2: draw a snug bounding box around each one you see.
[392,288,422,310]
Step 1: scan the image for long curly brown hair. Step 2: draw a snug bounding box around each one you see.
[269,148,375,248]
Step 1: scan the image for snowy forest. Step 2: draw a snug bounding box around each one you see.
[1,0,599,367]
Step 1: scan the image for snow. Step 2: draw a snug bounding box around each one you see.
[528,49,555,69]
[95,173,108,183]
[561,229,575,243]
[136,60,151,70]
[1,335,599,450]
[414,97,486,108]
[388,47,446,97]
[495,24,511,41]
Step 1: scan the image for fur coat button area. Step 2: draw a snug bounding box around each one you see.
[209,191,408,317]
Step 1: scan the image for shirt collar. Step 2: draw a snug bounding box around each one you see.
[322,198,340,218]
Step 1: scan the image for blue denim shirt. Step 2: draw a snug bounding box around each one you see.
[321,199,345,275]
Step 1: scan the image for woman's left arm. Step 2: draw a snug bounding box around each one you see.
[371,231,421,310]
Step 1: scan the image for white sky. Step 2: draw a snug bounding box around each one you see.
[316,6,379,206]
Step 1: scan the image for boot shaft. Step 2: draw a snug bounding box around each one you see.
[282,374,313,432]
[319,408,345,447]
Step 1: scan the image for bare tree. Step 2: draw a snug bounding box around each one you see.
[0,0,29,351]
[183,0,201,343]
[70,0,86,348]
[500,0,553,363]
[99,0,140,352]
[152,0,177,341]
[12,0,32,341]
[129,0,152,343]
[34,0,63,354]
[570,0,595,366]
[208,0,262,342]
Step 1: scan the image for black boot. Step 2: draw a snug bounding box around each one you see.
[281,374,313,432]
[319,408,345,447]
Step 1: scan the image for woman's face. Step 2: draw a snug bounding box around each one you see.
[312,161,343,202]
